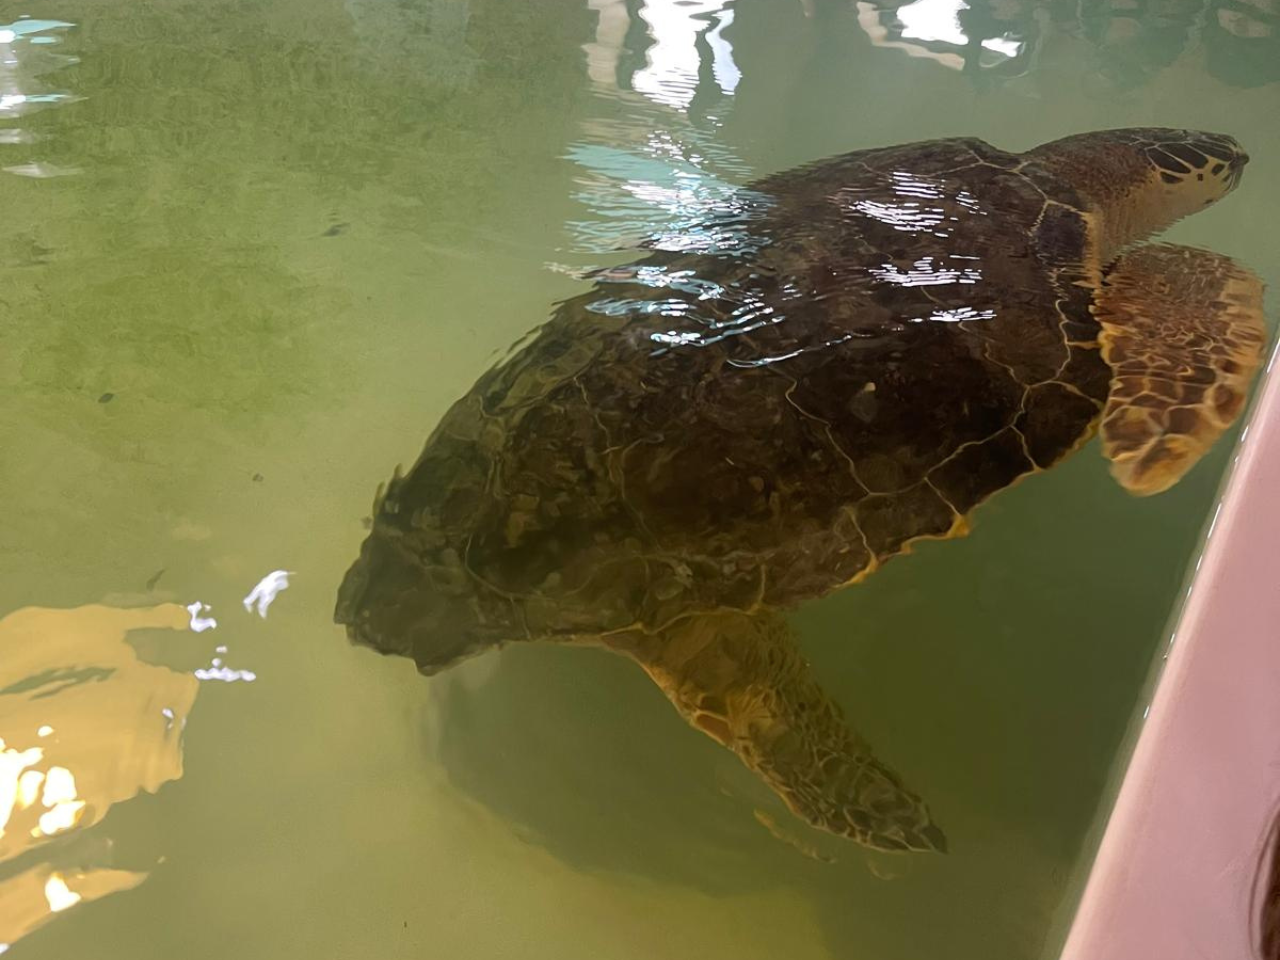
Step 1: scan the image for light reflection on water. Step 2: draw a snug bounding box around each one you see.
[857,0,1038,75]
[0,18,79,178]
[566,0,753,254]
[631,0,741,109]
[856,0,1280,89]
[563,0,1279,264]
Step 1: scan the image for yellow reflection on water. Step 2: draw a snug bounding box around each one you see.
[0,604,198,950]
[0,865,148,954]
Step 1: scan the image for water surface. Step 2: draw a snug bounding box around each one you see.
[1,0,1278,957]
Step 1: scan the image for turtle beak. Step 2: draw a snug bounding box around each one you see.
[1229,153,1248,190]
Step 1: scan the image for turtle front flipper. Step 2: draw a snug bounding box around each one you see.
[1094,242,1268,495]
[613,611,945,854]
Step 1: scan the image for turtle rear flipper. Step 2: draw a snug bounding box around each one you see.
[617,611,945,854]
[1095,242,1267,495]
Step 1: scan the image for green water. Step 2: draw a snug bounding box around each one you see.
[1,0,1278,957]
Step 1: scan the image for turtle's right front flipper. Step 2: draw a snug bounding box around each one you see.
[615,611,945,854]
[1095,243,1268,495]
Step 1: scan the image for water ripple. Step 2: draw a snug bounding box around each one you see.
[0,17,80,179]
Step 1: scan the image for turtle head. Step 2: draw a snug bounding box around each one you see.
[1027,128,1249,261]
[335,509,511,676]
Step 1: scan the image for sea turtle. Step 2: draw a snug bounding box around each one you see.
[335,128,1266,853]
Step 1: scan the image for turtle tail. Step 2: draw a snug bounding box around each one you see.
[616,611,946,854]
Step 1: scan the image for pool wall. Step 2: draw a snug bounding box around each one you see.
[1059,341,1280,959]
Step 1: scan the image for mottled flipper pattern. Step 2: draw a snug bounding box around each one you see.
[1095,242,1267,495]
[620,611,945,853]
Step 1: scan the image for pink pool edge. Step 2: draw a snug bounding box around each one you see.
[1058,340,1280,960]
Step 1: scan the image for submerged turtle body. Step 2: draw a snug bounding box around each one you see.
[337,129,1264,853]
